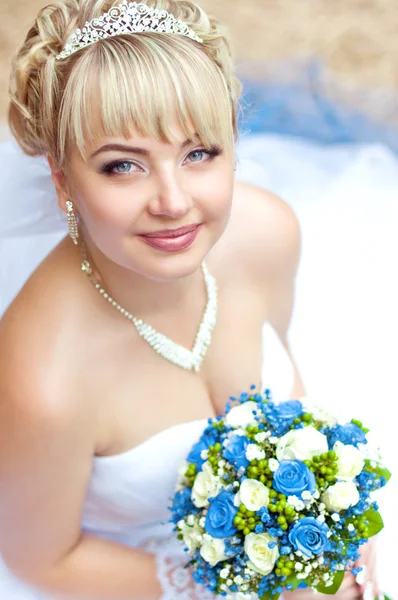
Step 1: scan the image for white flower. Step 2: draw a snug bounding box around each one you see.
[200,536,228,566]
[176,460,190,490]
[334,441,365,480]
[287,495,305,511]
[244,533,279,576]
[348,524,355,532]
[220,567,230,579]
[236,478,270,511]
[268,458,280,472]
[200,449,209,460]
[295,562,303,571]
[321,481,360,512]
[246,444,266,462]
[306,404,338,428]
[255,432,267,443]
[180,520,204,554]
[276,426,329,461]
[234,575,244,585]
[331,513,340,522]
[225,402,258,428]
[301,490,312,501]
[191,462,222,508]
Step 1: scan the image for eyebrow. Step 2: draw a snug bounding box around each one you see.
[90,135,200,159]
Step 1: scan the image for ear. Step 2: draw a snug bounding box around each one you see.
[47,155,70,214]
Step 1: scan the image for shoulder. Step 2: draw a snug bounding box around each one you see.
[0,238,91,416]
[230,180,301,284]
[220,180,302,339]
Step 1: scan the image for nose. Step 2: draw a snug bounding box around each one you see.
[147,169,193,218]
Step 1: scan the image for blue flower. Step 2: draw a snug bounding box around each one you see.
[170,487,197,524]
[187,432,215,469]
[274,400,303,420]
[205,490,238,539]
[273,460,316,498]
[223,435,250,470]
[328,423,367,448]
[288,517,330,558]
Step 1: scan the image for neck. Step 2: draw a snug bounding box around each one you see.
[80,238,207,325]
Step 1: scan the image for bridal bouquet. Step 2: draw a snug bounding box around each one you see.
[169,388,391,599]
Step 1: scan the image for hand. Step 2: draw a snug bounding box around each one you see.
[354,538,381,599]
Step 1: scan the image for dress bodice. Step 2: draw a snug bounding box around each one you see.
[80,321,295,550]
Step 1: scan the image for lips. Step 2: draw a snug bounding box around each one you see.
[140,224,199,239]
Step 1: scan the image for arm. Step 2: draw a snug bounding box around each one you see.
[0,306,210,600]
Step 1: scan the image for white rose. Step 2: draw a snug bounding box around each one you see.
[244,533,279,576]
[200,536,228,566]
[237,478,270,511]
[225,402,258,428]
[276,425,328,461]
[334,441,365,480]
[180,520,204,554]
[191,462,222,508]
[246,444,266,462]
[321,481,360,512]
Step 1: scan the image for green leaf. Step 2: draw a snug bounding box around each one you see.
[284,574,301,591]
[365,460,392,484]
[364,508,384,537]
[314,570,345,594]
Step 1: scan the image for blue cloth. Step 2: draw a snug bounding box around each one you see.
[238,60,398,152]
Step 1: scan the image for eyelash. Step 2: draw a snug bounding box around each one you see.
[100,146,223,177]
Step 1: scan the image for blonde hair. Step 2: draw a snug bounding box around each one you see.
[8,0,242,169]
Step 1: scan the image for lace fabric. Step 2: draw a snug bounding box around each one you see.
[141,538,215,600]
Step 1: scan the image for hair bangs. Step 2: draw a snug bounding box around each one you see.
[58,33,235,164]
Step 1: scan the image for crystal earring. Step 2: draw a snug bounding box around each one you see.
[66,200,79,245]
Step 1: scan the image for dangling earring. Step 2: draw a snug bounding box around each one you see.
[66,200,79,245]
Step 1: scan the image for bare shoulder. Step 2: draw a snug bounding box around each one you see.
[227,179,302,287]
[0,240,97,579]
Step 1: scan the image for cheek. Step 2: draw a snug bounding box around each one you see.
[75,182,142,232]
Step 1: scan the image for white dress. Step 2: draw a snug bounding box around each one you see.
[0,135,395,597]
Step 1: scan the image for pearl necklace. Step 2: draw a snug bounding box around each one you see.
[80,247,218,373]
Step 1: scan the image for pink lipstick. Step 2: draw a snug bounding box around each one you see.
[139,224,201,252]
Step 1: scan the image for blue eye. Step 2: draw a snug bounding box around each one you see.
[188,150,205,163]
[101,160,138,175]
[114,161,134,173]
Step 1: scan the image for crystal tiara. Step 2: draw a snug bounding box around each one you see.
[56,0,203,60]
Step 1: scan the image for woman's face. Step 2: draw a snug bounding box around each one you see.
[63,122,235,281]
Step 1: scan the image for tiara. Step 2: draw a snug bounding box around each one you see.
[56,0,203,60]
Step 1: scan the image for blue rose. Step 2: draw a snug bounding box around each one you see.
[328,423,367,449]
[273,460,316,498]
[205,490,238,539]
[187,432,215,470]
[274,400,303,420]
[223,435,249,470]
[288,517,330,558]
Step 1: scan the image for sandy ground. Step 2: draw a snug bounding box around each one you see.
[1,0,397,122]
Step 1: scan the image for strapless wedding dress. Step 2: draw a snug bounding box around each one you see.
[0,316,295,599]
[0,134,395,597]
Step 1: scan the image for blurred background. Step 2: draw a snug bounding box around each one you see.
[0,1,397,596]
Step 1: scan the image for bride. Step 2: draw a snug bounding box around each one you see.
[0,0,385,598]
